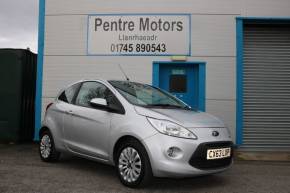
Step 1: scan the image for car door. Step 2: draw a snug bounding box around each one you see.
[63,81,114,160]
[57,82,82,146]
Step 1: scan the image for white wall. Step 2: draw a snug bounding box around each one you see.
[42,0,290,142]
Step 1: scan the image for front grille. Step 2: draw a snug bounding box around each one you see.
[189,141,233,170]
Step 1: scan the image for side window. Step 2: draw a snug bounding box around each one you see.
[58,83,80,104]
[75,82,108,107]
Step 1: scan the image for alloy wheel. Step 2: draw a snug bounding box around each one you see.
[40,134,52,158]
[118,147,142,183]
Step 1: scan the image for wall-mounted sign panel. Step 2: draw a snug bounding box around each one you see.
[87,14,191,56]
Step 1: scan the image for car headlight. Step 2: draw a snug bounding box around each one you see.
[147,117,197,139]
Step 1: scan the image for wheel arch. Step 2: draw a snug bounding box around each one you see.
[112,135,150,165]
[39,126,50,139]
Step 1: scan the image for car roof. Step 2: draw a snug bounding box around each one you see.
[56,79,145,97]
[56,79,109,97]
[63,79,148,92]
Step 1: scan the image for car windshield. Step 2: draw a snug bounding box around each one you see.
[109,80,191,110]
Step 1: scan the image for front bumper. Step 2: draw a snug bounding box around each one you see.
[143,132,233,178]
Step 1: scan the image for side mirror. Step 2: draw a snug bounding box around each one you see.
[90,98,107,107]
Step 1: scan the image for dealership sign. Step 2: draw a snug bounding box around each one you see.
[87,14,191,56]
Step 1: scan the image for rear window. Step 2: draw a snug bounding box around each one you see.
[58,83,80,104]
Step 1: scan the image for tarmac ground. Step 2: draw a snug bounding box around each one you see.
[0,143,290,193]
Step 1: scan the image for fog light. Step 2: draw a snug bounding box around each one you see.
[166,147,183,159]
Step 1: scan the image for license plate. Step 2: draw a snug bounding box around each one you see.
[207,147,231,160]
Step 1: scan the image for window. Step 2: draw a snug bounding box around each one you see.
[58,83,80,104]
[169,74,187,93]
[68,81,124,113]
[109,80,189,109]
[75,82,108,107]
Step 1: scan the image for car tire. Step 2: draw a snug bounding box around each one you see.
[39,130,60,162]
[115,138,153,188]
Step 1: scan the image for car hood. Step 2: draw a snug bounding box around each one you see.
[134,106,225,128]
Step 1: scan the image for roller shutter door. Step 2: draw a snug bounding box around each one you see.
[243,23,290,151]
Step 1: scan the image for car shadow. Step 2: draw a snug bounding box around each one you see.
[148,175,228,191]
[58,154,116,176]
[57,154,229,191]
[1,143,230,191]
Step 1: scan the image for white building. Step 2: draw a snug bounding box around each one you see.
[35,0,290,151]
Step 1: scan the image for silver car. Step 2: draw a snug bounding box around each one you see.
[39,79,233,188]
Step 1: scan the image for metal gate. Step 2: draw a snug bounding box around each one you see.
[242,23,290,151]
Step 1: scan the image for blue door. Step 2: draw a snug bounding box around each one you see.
[159,64,197,108]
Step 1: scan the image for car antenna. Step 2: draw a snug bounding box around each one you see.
[118,64,130,81]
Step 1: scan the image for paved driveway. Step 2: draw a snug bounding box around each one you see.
[0,144,289,193]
